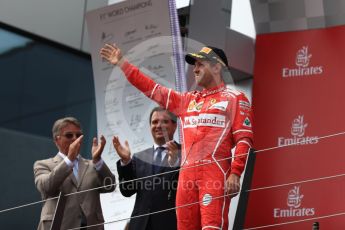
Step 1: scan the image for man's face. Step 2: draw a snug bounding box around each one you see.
[193,60,216,88]
[54,123,83,155]
[150,111,177,146]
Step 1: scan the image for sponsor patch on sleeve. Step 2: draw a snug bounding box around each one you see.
[239,100,251,111]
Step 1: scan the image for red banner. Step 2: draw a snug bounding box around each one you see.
[244,25,345,229]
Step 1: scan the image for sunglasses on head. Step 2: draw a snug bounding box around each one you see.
[61,132,83,139]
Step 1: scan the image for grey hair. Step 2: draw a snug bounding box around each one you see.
[52,117,82,139]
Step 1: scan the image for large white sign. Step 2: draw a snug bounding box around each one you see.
[86,0,179,229]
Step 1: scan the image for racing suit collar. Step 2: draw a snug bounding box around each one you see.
[201,83,226,97]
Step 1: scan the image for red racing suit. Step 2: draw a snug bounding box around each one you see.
[121,61,253,230]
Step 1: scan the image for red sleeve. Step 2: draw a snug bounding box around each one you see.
[121,61,185,116]
[230,93,254,176]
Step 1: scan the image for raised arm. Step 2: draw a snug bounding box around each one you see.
[100,43,187,116]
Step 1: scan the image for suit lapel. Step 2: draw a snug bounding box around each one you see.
[77,158,89,188]
[142,147,154,176]
[70,174,78,187]
[53,154,78,187]
[161,154,169,169]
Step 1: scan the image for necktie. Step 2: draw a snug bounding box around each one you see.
[153,147,165,174]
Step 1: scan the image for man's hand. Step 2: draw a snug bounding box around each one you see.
[225,173,241,198]
[112,136,131,164]
[166,140,179,166]
[67,135,83,161]
[100,43,124,66]
[92,135,106,163]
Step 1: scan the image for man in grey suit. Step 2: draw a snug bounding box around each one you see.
[34,117,116,230]
[114,107,180,230]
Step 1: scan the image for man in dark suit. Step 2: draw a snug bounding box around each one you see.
[114,107,180,230]
[33,117,116,230]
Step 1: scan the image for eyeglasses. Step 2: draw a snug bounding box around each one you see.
[60,132,83,139]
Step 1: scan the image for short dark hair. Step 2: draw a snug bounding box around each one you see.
[52,117,82,139]
[149,107,177,124]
